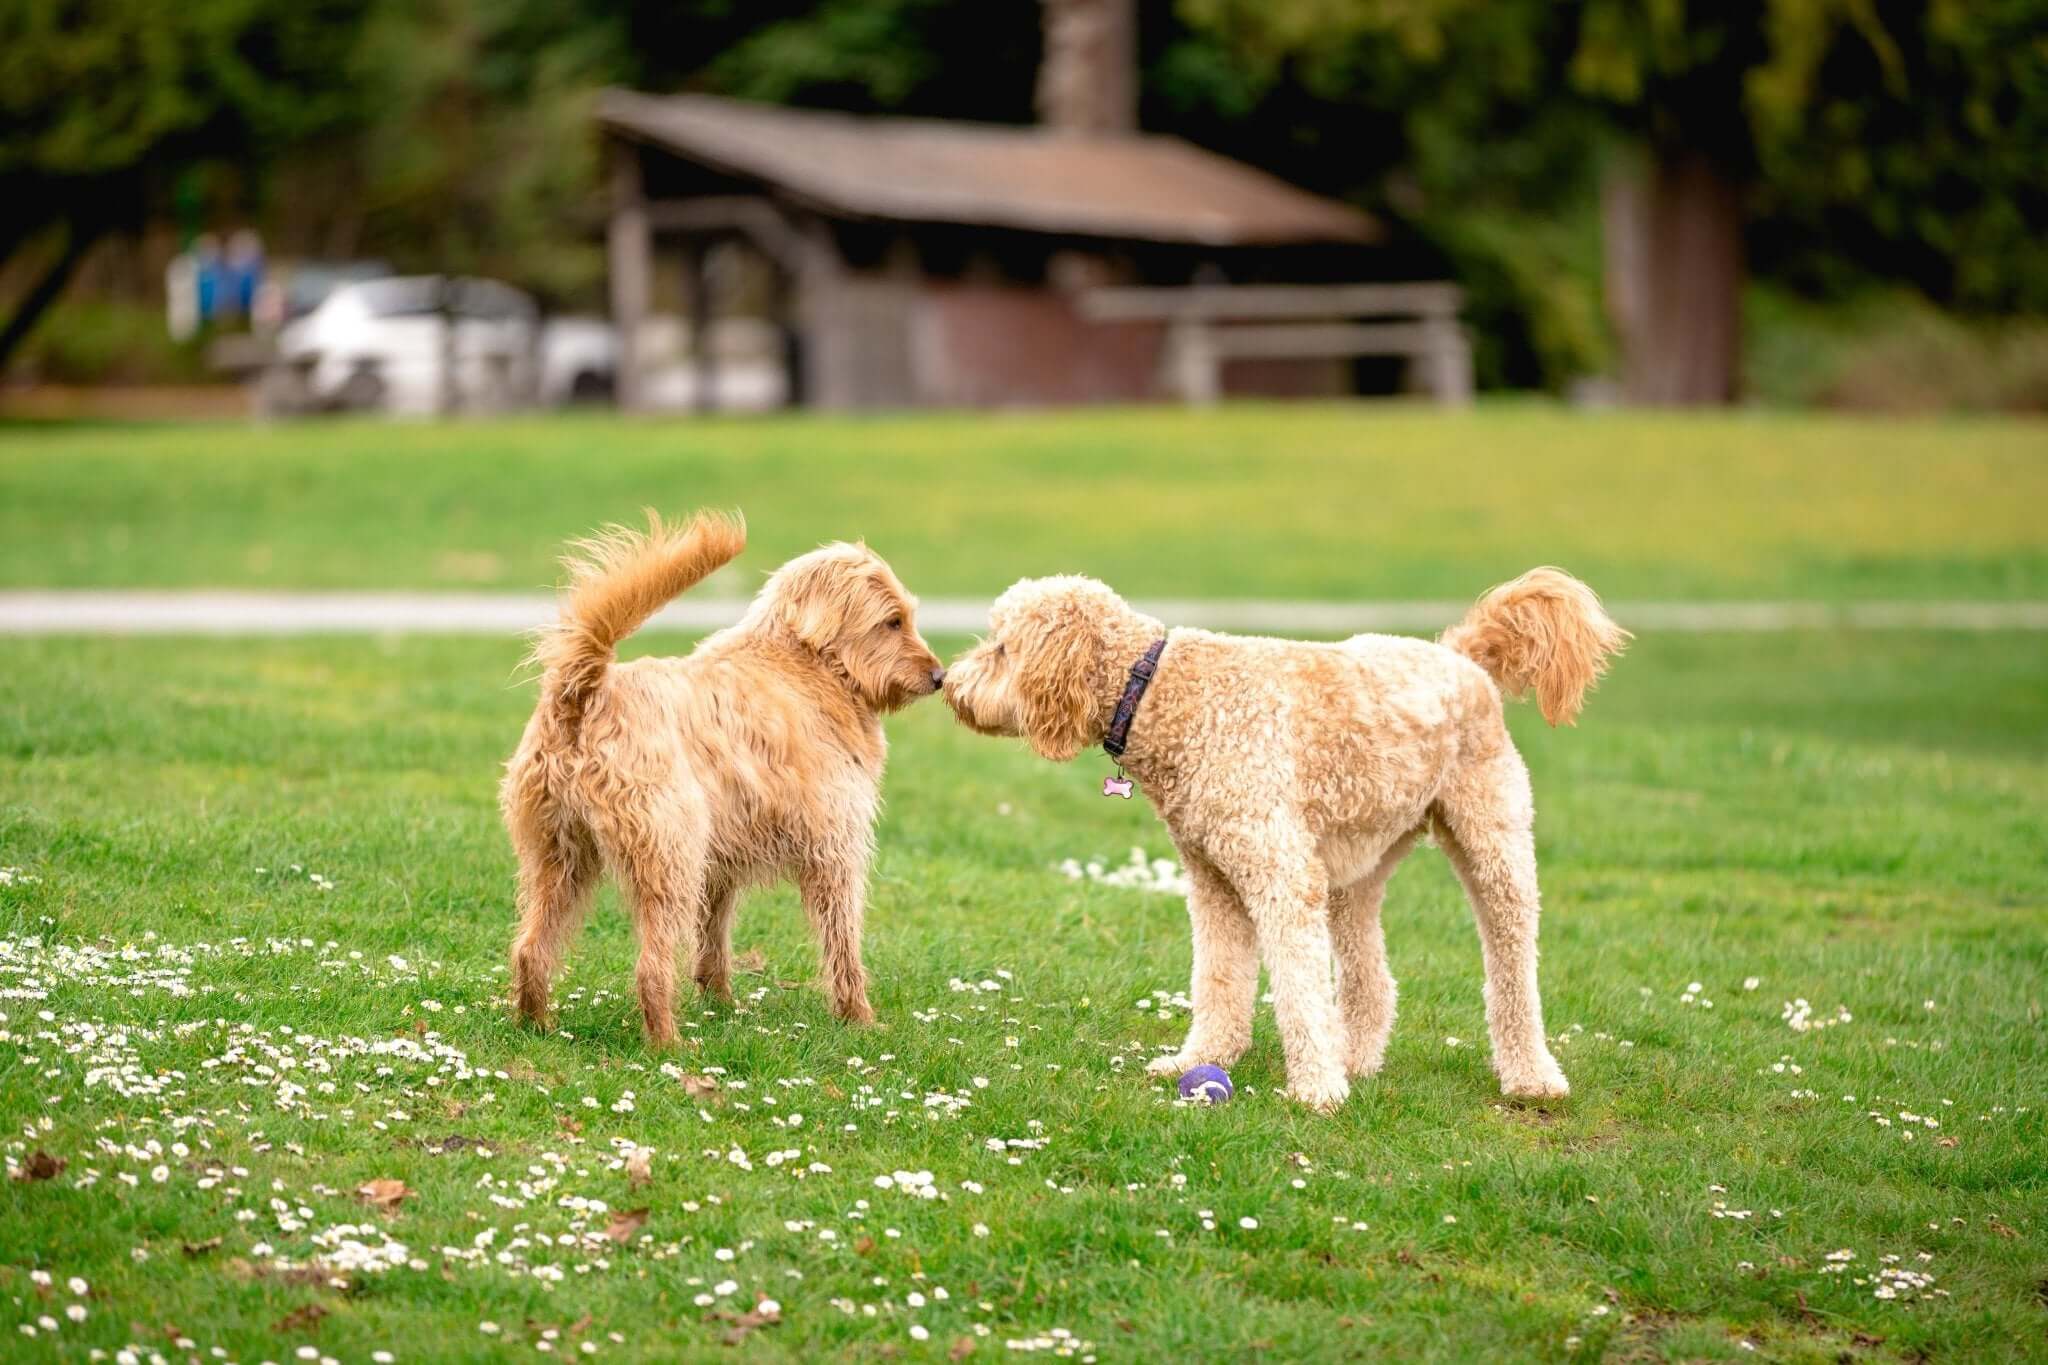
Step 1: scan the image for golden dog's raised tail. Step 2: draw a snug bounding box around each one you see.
[1441,567,1631,726]
[530,509,747,725]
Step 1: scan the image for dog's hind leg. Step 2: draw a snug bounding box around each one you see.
[1432,745,1569,1099]
[506,797,600,1028]
[694,878,740,1005]
[1146,853,1258,1078]
[597,793,706,1048]
[1331,827,1423,1079]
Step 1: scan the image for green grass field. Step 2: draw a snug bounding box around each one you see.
[0,405,2044,1362]
[2,405,2045,599]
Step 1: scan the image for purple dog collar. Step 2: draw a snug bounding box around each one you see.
[1102,637,1167,761]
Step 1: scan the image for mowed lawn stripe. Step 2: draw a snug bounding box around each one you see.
[1,404,2044,599]
[4,590,2048,635]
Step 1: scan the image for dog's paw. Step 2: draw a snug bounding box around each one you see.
[1345,1044,1389,1079]
[1144,1053,1191,1078]
[1499,1067,1570,1101]
[1283,1073,1351,1115]
[832,999,878,1027]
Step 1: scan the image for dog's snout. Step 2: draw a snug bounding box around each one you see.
[929,666,947,690]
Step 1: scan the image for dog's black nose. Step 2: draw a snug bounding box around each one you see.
[930,667,947,689]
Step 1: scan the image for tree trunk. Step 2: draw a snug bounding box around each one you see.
[1603,146,1744,406]
[1037,0,1137,135]
[0,222,100,373]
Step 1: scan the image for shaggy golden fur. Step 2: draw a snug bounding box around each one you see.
[944,567,1628,1111]
[502,511,944,1044]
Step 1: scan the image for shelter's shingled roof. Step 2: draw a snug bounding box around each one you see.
[599,91,1381,247]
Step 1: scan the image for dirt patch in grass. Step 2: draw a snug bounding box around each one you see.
[1487,1103,1625,1151]
[1602,1306,1685,1363]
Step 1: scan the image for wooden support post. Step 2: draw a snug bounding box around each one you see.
[684,240,716,414]
[1165,315,1220,405]
[607,140,650,412]
[1420,317,1473,406]
[795,216,849,410]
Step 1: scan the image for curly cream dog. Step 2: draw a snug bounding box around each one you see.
[944,569,1627,1110]
[502,512,944,1044]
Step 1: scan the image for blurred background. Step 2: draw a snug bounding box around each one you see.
[3,0,2044,421]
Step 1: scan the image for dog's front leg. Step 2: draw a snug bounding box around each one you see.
[1239,852,1350,1113]
[1146,855,1257,1078]
[798,857,877,1026]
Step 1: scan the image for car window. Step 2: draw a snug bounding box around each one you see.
[456,280,536,322]
[350,277,535,322]
[356,278,444,319]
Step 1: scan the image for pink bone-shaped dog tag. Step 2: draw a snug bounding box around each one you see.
[1101,775,1134,799]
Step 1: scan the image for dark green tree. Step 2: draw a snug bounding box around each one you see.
[0,0,376,365]
[1175,0,2048,403]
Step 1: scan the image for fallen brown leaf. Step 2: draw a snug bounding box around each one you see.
[711,1304,781,1346]
[604,1207,649,1244]
[1936,1135,1959,1148]
[558,1114,585,1135]
[625,1148,654,1187]
[854,1235,877,1256]
[949,1337,977,1360]
[733,948,768,975]
[272,1303,328,1334]
[679,1073,720,1101]
[1987,1215,2019,1239]
[13,1149,65,1182]
[356,1178,410,1211]
[182,1236,224,1257]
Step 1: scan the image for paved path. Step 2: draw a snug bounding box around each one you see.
[2,591,2044,635]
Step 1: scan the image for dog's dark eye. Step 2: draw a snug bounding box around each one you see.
[887,616,903,631]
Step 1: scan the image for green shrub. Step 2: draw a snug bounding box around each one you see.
[5,297,216,386]
[1747,287,2048,413]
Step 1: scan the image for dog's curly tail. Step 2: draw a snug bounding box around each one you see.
[529,509,747,726]
[1441,567,1630,726]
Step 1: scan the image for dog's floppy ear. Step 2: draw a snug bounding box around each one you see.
[773,552,869,651]
[783,572,842,651]
[1013,604,1101,763]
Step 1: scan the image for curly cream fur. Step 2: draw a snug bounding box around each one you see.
[503,515,943,1045]
[1439,566,1631,725]
[944,568,1627,1112]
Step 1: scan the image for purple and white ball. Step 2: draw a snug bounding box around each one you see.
[1177,1064,1234,1104]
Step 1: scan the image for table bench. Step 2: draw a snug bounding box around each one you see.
[1080,282,1473,405]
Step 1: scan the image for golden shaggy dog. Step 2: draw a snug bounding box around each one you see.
[944,568,1627,1111]
[502,512,944,1045]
